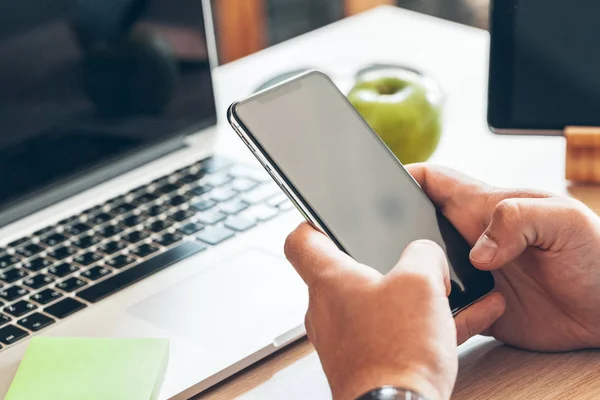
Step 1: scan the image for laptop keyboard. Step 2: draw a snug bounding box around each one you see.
[0,156,294,351]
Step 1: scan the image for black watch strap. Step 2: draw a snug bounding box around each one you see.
[356,386,429,400]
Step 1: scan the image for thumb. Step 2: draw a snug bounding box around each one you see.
[469,197,583,270]
[386,240,451,297]
[455,292,506,345]
[284,222,360,286]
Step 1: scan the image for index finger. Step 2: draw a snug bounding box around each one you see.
[386,239,451,296]
[284,222,356,286]
[406,163,487,211]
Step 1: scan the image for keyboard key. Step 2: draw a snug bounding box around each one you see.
[187,170,209,183]
[176,173,199,185]
[45,297,86,319]
[197,226,236,245]
[132,244,159,258]
[195,210,227,225]
[8,237,29,248]
[191,199,217,212]
[57,277,88,292]
[134,192,159,204]
[73,252,103,266]
[40,233,68,247]
[48,263,79,278]
[129,185,147,196]
[241,184,281,204]
[98,241,127,255]
[156,183,180,195]
[154,233,183,247]
[106,195,125,206]
[204,173,234,187]
[111,202,136,215]
[71,234,102,249]
[0,286,29,302]
[23,274,54,290]
[18,312,55,332]
[16,243,45,258]
[59,215,80,226]
[210,187,237,202]
[78,241,206,303]
[231,177,260,193]
[189,184,212,197]
[106,254,136,269]
[0,325,29,345]
[22,257,52,272]
[174,165,192,175]
[199,156,232,173]
[220,198,250,215]
[241,205,279,222]
[122,230,150,244]
[178,222,205,236]
[0,268,28,284]
[4,300,36,317]
[228,165,270,182]
[84,203,106,214]
[152,176,170,186]
[278,200,295,211]
[68,222,92,236]
[47,246,77,261]
[267,193,289,208]
[0,314,9,327]
[31,289,62,305]
[89,212,113,225]
[224,216,257,232]
[82,266,112,281]
[170,208,195,222]
[166,194,189,207]
[34,226,54,236]
[0,254,21,269]
[121,213,148,227]
[146,219,173,233]
[97,224,126,238]
[146,204,168,217]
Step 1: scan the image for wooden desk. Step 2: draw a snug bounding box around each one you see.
[201,6,600,399]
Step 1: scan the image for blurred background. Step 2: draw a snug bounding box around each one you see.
[212,0,490,64]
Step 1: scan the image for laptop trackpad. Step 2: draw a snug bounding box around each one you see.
[127,248,307,349]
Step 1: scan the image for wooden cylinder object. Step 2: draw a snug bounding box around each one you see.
[565,126,600,183]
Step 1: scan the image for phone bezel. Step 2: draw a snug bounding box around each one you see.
[227,70,494,315]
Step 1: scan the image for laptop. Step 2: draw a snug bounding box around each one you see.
[0,1,307,398]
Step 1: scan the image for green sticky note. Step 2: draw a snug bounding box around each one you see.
[5,337,169,400]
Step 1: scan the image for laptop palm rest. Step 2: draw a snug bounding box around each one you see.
[127,248,307,351]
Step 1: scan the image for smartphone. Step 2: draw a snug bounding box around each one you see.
[228,70,494,314]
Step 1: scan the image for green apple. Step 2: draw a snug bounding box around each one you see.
[347,67,444,164]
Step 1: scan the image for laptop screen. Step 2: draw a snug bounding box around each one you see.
[488,0,600,130]
[0,0,216,212]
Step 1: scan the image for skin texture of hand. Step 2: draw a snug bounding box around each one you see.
[285,224,462,400]
[407,163,600,351]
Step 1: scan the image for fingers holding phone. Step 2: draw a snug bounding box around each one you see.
[285,223,460,400]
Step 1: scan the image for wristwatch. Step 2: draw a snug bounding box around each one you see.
[356,386,429,400]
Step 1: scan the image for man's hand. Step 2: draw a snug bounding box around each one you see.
[407,164,600,351]
[285,224,464,400]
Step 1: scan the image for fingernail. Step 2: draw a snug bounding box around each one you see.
[471,235,498,263]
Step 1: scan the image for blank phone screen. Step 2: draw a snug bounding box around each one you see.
[234,72,493,311]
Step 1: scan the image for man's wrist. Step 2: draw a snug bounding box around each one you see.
[331,366,447,400]
[356,386,429,400]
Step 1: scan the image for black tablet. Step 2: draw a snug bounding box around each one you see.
[488,0,600,134]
